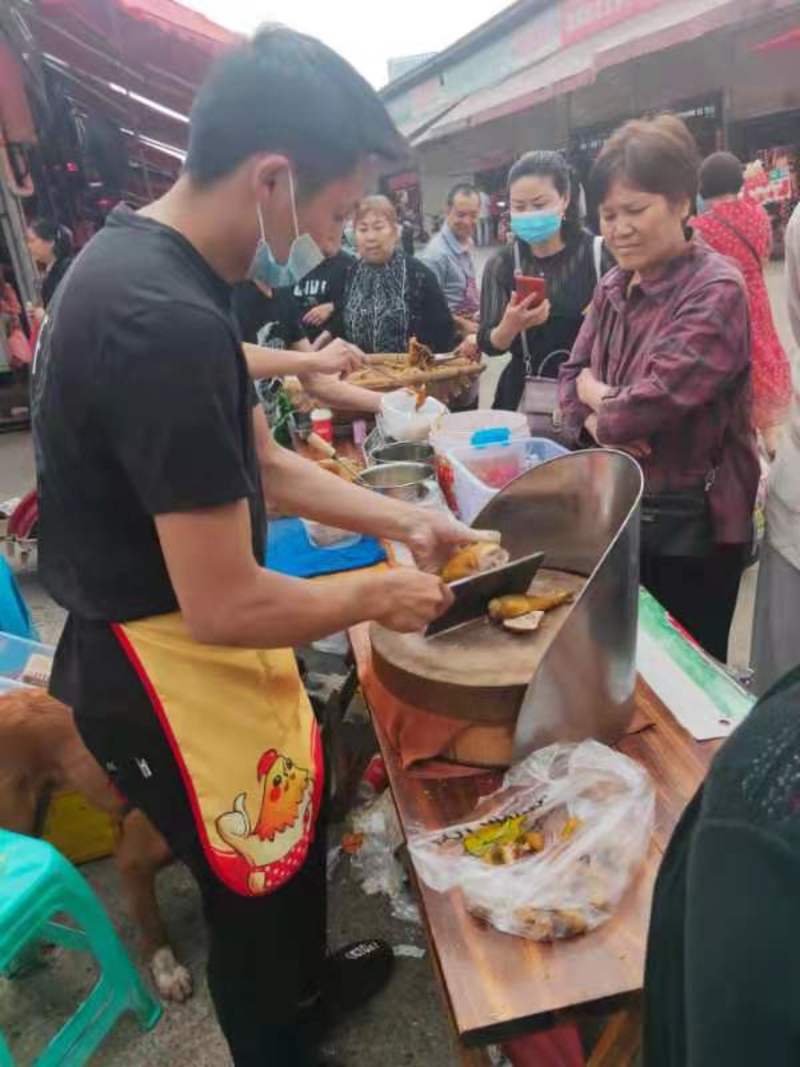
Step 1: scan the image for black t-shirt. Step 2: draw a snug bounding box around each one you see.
[231,280,304,348]
[291,251,353,341]
[644,665,800,1067]
[32,205,266,625]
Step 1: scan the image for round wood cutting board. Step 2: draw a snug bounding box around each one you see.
[370,569,586,725]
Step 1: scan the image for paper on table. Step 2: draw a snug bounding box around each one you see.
[636,588,755,742]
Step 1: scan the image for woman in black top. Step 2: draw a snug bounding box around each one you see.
[343,195,455,354]
[26,218,73,316]
[478,152,609,410]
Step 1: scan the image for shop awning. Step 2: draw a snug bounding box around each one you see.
[17,0,240,194]
[752,27,800,52]
[413,0,775,148]
[33,0,241,115]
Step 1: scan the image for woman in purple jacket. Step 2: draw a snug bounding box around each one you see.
[559,115,759,661]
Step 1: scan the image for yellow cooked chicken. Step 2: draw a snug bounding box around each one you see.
[488,590,574,621]
[440,541,509,584]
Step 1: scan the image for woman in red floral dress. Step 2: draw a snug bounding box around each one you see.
[694,152,792,455]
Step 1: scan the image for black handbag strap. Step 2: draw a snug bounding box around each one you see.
[710,211,763,271]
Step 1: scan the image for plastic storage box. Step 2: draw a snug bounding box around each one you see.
[0,631,54,687]
[447,436,567,522]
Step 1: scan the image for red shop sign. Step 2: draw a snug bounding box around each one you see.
[560,0,667,47]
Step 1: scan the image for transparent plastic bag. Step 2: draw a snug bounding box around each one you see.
[408,740,654,941]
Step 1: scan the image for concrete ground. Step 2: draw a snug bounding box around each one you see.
[0,260,794,1065]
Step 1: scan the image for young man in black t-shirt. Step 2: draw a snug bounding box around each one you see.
[32,27,492,1067]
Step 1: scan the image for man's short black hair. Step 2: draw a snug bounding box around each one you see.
[699,152,744,200]
[446,182,479,208]
[186,24,407,194]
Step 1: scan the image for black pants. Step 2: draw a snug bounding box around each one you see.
[61,621,327,1067]
[641,545,749,662]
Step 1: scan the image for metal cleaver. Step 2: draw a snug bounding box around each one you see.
[426,551,545,638]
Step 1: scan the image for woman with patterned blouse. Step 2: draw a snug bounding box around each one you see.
[342,195,454,355]
[559,115,760,661]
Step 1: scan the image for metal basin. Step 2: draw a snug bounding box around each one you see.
[359,462,435,502]
[371,441,435,466]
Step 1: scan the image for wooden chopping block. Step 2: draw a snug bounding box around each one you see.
[370,570,586,729]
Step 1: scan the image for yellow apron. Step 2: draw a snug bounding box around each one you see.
[113,613,323,898]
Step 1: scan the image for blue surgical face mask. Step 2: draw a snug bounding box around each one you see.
[250,169,324,288]
[695,194,707,215]
[510,211,562,246]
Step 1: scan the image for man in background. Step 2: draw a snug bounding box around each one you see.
[422,183,481,340]
[422,183,482,408]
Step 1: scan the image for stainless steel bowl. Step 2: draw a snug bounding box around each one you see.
[359,461,435,501]
[371,441,435,466]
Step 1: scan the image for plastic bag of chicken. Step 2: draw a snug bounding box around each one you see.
[408,740,654,941]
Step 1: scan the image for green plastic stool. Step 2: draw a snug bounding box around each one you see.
[0,829,162,1066]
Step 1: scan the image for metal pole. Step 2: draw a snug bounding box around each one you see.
[0,172,37,307]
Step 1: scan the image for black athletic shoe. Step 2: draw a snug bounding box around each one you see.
[323,939,394,1013]
[301,939,394,1038]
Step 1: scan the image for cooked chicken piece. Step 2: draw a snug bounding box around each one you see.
[407,336,434,368]
[522,830,545,852]
[440,541,509,584]
[488,590,574,621]
[514,907,589,941]
[503,610,545,634]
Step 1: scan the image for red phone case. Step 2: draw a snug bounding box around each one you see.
[515,275,547,307]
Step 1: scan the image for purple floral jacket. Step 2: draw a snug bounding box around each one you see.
[559,240,760,544]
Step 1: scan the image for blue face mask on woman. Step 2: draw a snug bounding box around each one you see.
[510,211,562,246]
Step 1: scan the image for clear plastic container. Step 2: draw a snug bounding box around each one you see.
[300,518,362,550]
[428,410,528,458]
[0,631,55,688]
[431,412,529,513]
[447,437,568,522]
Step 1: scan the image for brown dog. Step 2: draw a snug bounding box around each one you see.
[0,687,192,1001]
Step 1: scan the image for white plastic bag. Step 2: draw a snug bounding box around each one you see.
[408,740,654,941]
[378,389,448,442]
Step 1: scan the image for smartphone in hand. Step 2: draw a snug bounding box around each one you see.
[514,275,547,308]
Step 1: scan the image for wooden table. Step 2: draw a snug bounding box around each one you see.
[348,623,720,1057]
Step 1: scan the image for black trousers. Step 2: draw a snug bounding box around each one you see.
[64,624,327,1067]
[641,544,749,662]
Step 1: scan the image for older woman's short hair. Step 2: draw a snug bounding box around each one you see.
[699,152,745,200]
[591,114,700,207]
[353,195,397,226]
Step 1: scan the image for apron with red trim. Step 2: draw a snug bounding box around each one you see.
[113,611,324,898]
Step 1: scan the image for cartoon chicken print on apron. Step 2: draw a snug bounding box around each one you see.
[217,748,315,894]
[114,612,324,897]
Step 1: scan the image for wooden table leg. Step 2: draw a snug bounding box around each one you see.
[585,997,642,1067]
[457,1045,494,1066]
